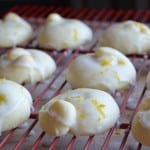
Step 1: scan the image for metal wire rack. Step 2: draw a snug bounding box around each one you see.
[0,5,150,150]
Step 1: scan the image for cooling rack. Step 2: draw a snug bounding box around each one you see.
[0,5,150,150]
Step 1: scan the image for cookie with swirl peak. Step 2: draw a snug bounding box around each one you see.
[66,47,136,92]
[0,47,56,84]
[39,88,120,136]
[99,20,150,54]
[0,79,32,134]
[37,13,93,50]
[0,12,33,47]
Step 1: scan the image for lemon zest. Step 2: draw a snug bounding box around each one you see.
[92,99,106,118]
[0,94,6,105]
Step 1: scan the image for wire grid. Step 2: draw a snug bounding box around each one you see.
[0,6,150,150]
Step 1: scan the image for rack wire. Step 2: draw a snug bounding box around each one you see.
[0,5,150,150]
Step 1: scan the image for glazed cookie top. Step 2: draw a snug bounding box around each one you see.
[66,47,136,92]
[37,13,93,50]
[99,20,150,54]
[0,79,32,133]
[0,47,56,84]
[0,12,33,47]
[39,88,120,136]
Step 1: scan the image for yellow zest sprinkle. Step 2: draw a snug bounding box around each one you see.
[118,59,125,65]
[73,29,78,41]
[101,58,113,66]
[114,72,120,82]
[79,113,86,119]
[92,99,106,118]
[0,94,6,105]
[62,41,69,48]
[65,96,83,101]
[0,78,6,83]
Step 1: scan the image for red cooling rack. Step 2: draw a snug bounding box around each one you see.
[0,6,150,150]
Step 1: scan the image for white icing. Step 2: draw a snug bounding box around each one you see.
[48,100,76,126]
[0,12,33,47]
[66,47,136,92]
[0,79,32,133]
[99,20,150,54]
[29,50,54,80]
[39,88,120,136]
[37,13,93,50]
[0,48,56,84]
[138,110,150,129]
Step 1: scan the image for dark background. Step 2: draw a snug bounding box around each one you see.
[0,0,150,15]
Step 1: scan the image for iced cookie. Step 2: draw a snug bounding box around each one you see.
[0,47,56,84]
[0,79,32,134]
[37,13,93,50]
[0,12,33,47]
[66,47,136,92]
[99,20,150,54]
[39,88,120,136]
